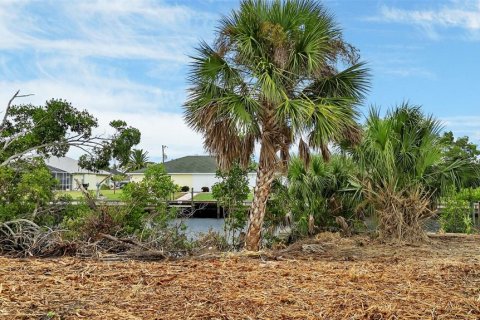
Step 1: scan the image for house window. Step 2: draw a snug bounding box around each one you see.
[52,171,73,190]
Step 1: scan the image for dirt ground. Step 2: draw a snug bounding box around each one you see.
[0,233,479,319]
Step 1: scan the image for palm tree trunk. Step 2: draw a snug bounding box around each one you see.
[245,163,275,251]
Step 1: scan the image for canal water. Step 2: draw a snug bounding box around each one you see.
[173,218,227,239]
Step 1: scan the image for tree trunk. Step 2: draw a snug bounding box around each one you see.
[245,164,275,251]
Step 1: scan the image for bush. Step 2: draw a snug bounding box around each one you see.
[100,184,111,190]
[0,161,58,222]
[440,199,473,234]
[201,186,210,192]
[180,186,190,192]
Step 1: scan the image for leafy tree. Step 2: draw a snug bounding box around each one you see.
[355,104,471,242]
[212,163,250,246]
[121,164,177,234]
[1,91,140,171]
[440,131,480,188]
[0,159,58,222]
[185,0,369,250]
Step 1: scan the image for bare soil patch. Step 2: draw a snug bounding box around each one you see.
[0,233,479,319]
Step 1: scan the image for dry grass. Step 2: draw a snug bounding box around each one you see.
[0,233,479,319]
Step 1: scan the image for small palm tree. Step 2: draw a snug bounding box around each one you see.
[356,104,471,242]
[128,149,150,171]
[287,155,359,235]
[185,0,369,250]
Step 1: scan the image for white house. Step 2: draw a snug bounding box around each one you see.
[128,155,257,191]
[45,156,112,191]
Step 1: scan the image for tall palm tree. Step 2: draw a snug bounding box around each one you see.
[128,149,150,171]
[185,0,369,250]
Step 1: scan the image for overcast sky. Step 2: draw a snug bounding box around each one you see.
[1,0,479,162]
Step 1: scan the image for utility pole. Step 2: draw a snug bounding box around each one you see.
[162,145,167,164]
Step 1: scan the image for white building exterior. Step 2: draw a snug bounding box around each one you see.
[45,156,111,191]
[128,156,257,191]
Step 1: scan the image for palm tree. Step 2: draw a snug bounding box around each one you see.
[355,104,471,242]
[287,155,359,235]
[128,149,150,171]
[185,0,369,250]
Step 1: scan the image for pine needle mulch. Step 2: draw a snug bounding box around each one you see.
[0,234,479,319]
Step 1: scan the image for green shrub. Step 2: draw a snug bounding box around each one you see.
[440,199,473,234]
[0,160,58,222]
[180,186,190,192]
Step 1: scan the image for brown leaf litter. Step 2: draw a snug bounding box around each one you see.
[0,233,479,319]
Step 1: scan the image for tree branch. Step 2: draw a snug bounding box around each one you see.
[0,90,34,134]
[0,135,110,167]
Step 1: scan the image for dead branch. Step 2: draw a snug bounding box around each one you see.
[74,178,97,210]
[99,233,151,251]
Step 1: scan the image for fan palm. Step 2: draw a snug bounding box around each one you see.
[355,104,471,241]
[287,155,359,234]
[185,0,369,250]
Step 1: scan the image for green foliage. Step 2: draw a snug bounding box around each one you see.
[78,120,141,172]
[266,155,360,239]
[289,155,359,229]
[440,198,473,234]
[121,164,178,235]
[180,186,190,192]
[440,132,480,188]
[264,179,290,231]
[454,188,480,202]
[440,187,479,234]
[126,148,150,171]
[185,0,370,168]
[60,201,98,239]
[0,159,57,222]
[185,0,370,249]
[2,99,96,164]
[212,163,250,246]
[356,105,469,201]
[1,97,140,171]
[355,104,472,241]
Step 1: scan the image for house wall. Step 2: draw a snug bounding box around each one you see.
[190,174,217,191]
[129,174,145,184]
[72,173,110,190]
[170,174,194,189]
[127,172,257,192]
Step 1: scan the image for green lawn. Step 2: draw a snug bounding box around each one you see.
[55,189,123,201]
[193,192,254,201]
[193,192,215,201]
[99,190,123,200]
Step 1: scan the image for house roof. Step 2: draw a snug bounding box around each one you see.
[45,156,111,175]
[131,155,218,174]
[47,165,68,173]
